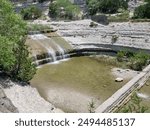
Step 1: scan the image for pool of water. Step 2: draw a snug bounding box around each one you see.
[31,56,127,112]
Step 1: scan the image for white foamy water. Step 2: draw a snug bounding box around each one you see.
[30,34,48,40]
[137,92,149,99]
[30,34,70,63]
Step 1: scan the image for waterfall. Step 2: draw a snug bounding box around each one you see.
[49,38,67,59]
[33,54,39,66]
[29,34,69,65]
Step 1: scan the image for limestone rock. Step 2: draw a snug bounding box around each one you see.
[0,87,18,113]
[115,77,123,82]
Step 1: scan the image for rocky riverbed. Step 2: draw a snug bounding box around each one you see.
[0,77,63,113]
[49,19,150,51]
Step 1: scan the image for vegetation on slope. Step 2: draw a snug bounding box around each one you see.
[0,0,36,82]
[118,93,149,113]
[133,0,150,19]
[117,50,150,71]
[49,0,81,20]
[20,6,42,20]
[86,0,129,15]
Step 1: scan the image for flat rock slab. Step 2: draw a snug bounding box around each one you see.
[0,88,6,98]
[0,86,18,113]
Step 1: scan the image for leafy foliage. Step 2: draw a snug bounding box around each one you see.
[117,50,150,71]
[120,93,148,113]
[0,0,36,82]
[49,0,81,20]
[129,52,150,71]
[86,0,129,15]
[88,99,95,113]
[20,6,42,20]
[133,2,150,19]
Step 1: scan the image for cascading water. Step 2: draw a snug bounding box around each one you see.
[33,54,39,66]
[29,34,70,65]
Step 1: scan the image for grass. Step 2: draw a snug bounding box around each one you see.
[108,11,129,22]
[91,55,128,69]
[27,24,53,32]
[117,78,150,113]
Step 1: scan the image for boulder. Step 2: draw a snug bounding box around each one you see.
[115,77,123,82]
[91,14,109,25]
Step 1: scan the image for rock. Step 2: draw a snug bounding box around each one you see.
[0,88,6,98]
[91,15,109,25]
[115,77,123,82]
[0,86,18,113]
[0,97,18,113]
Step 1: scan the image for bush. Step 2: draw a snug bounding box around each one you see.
[133,3,150,19]
[129,52,150,71]
[117,50,150,71]
[111,35,119,43]
[86,0,128,15]
[120,93,148,113]
[20,6,42,20]
[49,0,81,20]
[0,0,36,82]
[86,0,99,15]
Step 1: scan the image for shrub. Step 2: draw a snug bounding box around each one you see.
[86,0,128,15]
[20,6,42,20]
[129,52,150,71]
[120,93,148,113]
[117,51,125,62]
[49,0,81,20]
[117,51,150,71]
[0,0,36,82]
[111,35,119,43]
[133,3,150,19]
[86,0,99,15]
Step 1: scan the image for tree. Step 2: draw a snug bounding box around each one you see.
[20,6,42,20]
[86,0,99,15]
[0,36,16,73]
[133,2,150,19]
[86,0,128,15]
[0,0,36,82]
[49,0,81,20]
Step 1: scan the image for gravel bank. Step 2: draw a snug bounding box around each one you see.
[1,79,63,113]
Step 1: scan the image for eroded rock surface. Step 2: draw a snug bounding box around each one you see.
[0,86,18,113]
